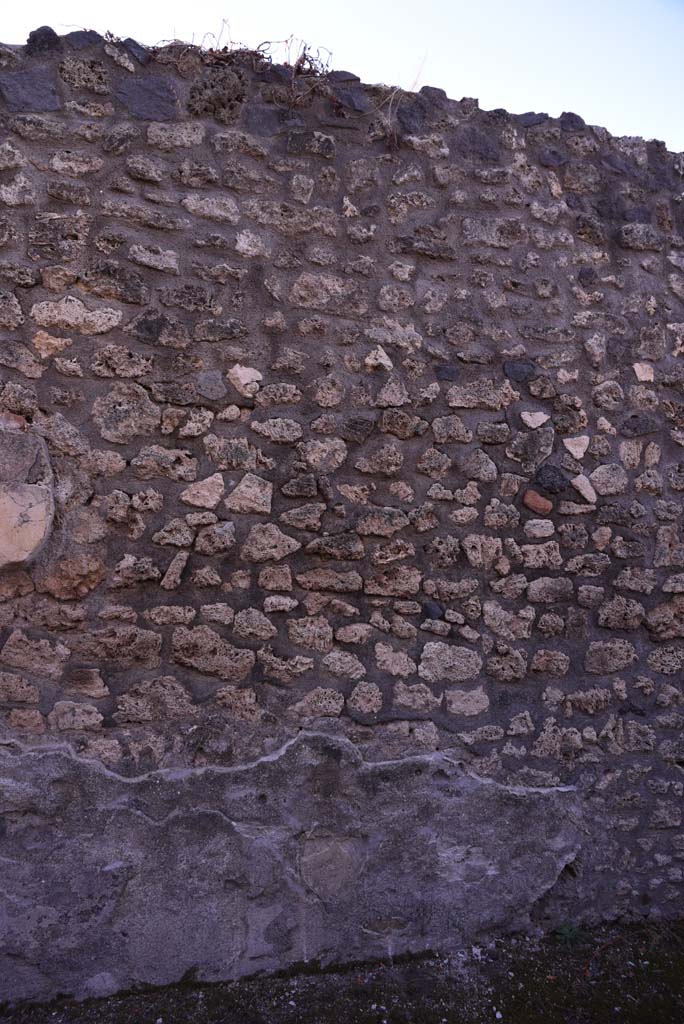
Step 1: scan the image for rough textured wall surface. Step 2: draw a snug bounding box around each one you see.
[0,24,683,1003]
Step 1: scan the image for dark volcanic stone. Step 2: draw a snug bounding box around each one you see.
[242,103,284,136]
[453,125,501,163]
[327,70,361,83]
[64,30,103,49]
[620,412,661,437]
[340,416,375,444]
[503,359,537,383]
[397,94,431,134]
[123,38,152,65]
[518,111,548,127]
[602,152,631,175]
[420,85,448,106]
[538,147,568,168]
[287,130,336,159]
[25,26,61,56]
[435,365,459,381]
[331,86,372,113]
[195,371,227,401]
[0,68,62,112]
[577,266,597,286]
[422,600,444,619]
[535,464,569,495]
[113,75,178,121]
[560,111,586,132]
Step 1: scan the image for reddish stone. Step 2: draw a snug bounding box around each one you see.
[523,489,553,515]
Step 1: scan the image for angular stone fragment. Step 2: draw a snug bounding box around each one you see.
[418,642,482,683]
[0,68,62,112]
[298,438,348,472]
[486,648,527,682]
[616,223,663,251]
[246,200,337,238]
[322,650,365,680]
[114,76,178,121]
[233,608,277,641]
[171,625,255,681]
[506,426,554,474]
[194,521,235,555]
[462,534,502,570]
[240,523,301,562]
[483,601,534,640]
[589,464,628,496]
[180,473,225,509]
[223,473,272,514]
[520,541,563,570]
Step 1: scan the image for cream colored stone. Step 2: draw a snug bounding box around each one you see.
[520,410,550,429]
[563,435,589,459]
[0,483,53,569]
[227,364,262,397]
[633,362,654,382]
[571,474,597,504]
[235,230,270,257]
[180,473,225,509]
[224,473,273,514]
[364,345,393,371]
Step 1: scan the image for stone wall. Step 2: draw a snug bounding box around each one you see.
[0,25,683,1003]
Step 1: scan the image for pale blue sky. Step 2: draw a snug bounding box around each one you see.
[3,0,683,150]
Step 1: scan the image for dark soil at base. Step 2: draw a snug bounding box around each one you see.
[2,922,684,1024]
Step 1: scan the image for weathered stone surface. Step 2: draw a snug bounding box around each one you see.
[180,473,225,509]
[446,378,519,410]
[30,296,122,334]
[0,735,581,1001]
[241,523,301,562]
[418,642,482,683]
[92,383,161,444]
[0,68,61,112]
[0,33,680,1004]
[0,428,53,570]
[171,625,254,681]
